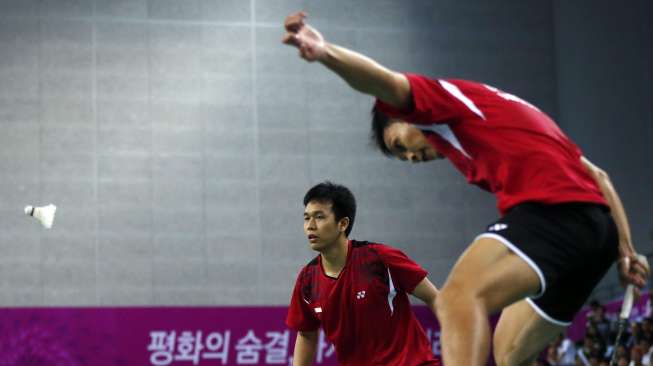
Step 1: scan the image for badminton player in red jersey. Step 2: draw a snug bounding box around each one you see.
[282,11,650,366]
[287,182,440,366]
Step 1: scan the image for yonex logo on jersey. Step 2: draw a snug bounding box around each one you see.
[356,291,366,299]
[314,307,322,313]
[488,223,508,232]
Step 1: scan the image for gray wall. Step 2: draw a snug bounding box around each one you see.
[0,0,645,306]
[553,0,653,300]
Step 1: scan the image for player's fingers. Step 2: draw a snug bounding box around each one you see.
[627,272,647,288]
[633,262,650,277]
[630,260,649,282]
[301,49,311,61]
[284,11,307,32]
[282,33,300,47]
[636,258,651,275]
[300,47,315,62]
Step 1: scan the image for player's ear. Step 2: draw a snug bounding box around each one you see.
[338,217,350,234]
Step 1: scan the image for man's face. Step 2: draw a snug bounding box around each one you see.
[303,200,346,252]
[383,121,440,163]
[595,306,605,318]
[617,345,628,357]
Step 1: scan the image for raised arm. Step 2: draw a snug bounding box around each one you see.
[282,11,411,109]
[580,156,650,288]
[292,330,318,366]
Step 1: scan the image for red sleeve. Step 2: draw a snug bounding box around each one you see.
[374,244,428,293]
[374,73,463,124]
[286,269,320,332]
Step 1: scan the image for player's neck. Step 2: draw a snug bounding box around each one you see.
[320,236,349,277]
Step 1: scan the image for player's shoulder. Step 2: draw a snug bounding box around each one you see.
[294,255,320,280]
[415,76,496,101]
[351,239,373,248]
[351,239,387,251]
[413,74,482,87]
[299,255,320,272]
[444,78,496,93]
[350,239,399,259]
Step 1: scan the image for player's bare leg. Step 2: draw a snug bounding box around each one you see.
[493,300,564,366]
[435,237,541,366]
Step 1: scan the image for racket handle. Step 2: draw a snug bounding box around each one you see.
[619,254,648,320]
[620,284,635,320]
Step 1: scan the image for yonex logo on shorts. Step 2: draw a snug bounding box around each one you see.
[488,223,508,232]
[356,291,366,299]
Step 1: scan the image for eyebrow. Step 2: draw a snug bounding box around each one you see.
[304,210,325,216]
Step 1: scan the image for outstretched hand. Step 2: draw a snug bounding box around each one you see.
[282,11,327,62]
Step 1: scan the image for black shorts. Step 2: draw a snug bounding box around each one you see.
[479,202,619,325]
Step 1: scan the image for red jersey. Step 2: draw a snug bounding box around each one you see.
[375,74,607,215]
[286,240,438,366]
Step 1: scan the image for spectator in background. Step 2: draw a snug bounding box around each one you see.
[549,333,577,366]
[534,359,548,366]
[588,300,602,317]
[586,324,607,351]
[637,338,652,365]
[614,345,631,363]
[643,293,653,320]
[641,319,653,342]
[629,323,646,348]
[587,303,612,343]
[589,356,602,366]
[630,345,645,366]
[578,335,604,365]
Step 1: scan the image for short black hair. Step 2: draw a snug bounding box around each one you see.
[303,181,356,237]
[371,105,394,157]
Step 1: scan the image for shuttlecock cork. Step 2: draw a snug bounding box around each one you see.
[24,204,57,229]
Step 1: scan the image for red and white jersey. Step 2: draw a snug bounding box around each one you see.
[286,240,438,366]
[375,74,607,215]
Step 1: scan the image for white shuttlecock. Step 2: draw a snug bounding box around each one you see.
[24,204,57,229]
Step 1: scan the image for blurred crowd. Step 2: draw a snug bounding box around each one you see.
[535,295,653,366]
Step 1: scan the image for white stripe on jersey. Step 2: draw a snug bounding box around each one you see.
[483,84,540,112]
[416,124,472,159]
[439,80,486,120]
[387,268,397,316]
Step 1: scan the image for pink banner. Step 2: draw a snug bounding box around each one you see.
[0,306,442,366]
[8,296,638,366]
